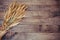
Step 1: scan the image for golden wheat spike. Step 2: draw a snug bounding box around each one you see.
[0,1,27,40]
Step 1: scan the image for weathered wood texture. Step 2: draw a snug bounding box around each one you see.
[0,0,60,40]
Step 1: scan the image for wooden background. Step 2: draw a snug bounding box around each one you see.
[0,0,60,40]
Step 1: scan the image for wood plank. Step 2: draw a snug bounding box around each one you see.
[3,0,57,5]
[3,33,60,40]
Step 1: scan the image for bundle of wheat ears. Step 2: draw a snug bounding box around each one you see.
[0,1,27,40]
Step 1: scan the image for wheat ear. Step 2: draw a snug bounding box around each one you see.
[0,1,27,40]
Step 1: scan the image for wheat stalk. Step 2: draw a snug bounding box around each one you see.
[0,1,27,40]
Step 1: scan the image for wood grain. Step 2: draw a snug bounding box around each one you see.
[0,0,60,40]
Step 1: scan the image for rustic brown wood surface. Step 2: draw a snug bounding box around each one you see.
[0,0,60,40]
